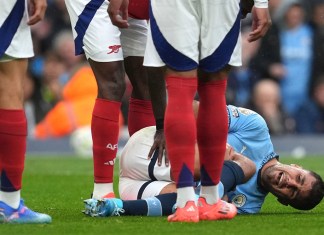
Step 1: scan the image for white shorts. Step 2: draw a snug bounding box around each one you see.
[65,0,147,62]
[144,0,242,72]
[0,0,33,59]
[119,126,172,200]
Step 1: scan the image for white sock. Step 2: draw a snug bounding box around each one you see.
[200,185,219,205]
[92,183,114,199]
[176,187,196,208]
[0,190,21,209]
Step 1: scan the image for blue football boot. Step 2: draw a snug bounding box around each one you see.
[83,198,124,217]
[0,200,52,224]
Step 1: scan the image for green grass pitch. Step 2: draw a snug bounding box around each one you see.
[0,155,324,235]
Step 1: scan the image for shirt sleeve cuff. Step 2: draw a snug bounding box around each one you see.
[254,0,269,8]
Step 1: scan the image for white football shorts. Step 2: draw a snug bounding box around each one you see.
[144,0,242,72]
[119,126,173,200]
[65,0,147,62]
[0,0,33,60]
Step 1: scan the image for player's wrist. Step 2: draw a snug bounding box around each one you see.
[156,118,164,130]
[254,0,268,8]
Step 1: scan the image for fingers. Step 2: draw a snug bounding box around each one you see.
[224,143,235,160]
[164,151,169,167]
[148,130,167,166]
[156,149,163,166]
[248,7,272,42]
[148,145,167,167]
[147,143,156,160]
[248,22,271,42]
[147,139,167,167]
[248,27,264,42]
[107,0,129,28]
[28,0,47,25]
[157,148,168,167]
[108,11,129,28]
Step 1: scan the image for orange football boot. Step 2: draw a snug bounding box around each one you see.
[198,197,237,221]
[168,201,199,223]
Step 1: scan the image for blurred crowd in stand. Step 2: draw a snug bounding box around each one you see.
[24,0,324,140]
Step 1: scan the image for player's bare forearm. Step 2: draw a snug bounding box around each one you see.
[224,143,256,183]
[248,6,272,42]
[193,143,256,183]
[231,152,256,183]
[147,66,168,166]
[28,0,47,25]
[147,66,167,131]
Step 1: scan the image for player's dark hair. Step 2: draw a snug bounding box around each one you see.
[288,171,324,210]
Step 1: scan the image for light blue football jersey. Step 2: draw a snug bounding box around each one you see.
[226,105,278,214]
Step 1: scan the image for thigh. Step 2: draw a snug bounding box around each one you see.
[121,17,148,58]
[124,56,150,99]
[119,177,173,200]
[199,0,241,72]
[150,0,200,71]
[143,21,165,67]
[120,126,172,181]
[0,0,33,58]
[0,59,27,109]
[65,0,124,62]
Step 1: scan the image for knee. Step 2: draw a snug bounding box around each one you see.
[198,65,232,82]
[0,73,25,108]
[89,60,126,100]
[97,75,126,101]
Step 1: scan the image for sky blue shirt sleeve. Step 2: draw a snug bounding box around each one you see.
[226,105,278,214]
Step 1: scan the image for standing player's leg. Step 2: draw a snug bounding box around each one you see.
[164,74,198,218]
[124,56,155,136]
[65,0,126,200]
[196,70,237,220]
[88,59,125,199]
[121,18,155,136]
[196,0,241,220]
[150,0,200,223]
[0,59,51,223]
[0,60,27,210]
[0,0,51,223]
[197,72,228,205]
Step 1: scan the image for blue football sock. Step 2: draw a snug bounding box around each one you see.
[121,193,177,216]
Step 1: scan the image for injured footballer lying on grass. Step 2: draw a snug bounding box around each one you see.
[84,104,324,217]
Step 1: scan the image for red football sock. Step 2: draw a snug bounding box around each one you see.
[0,109,27,192]
[164,76,197,188]
[91,99,121,183]
[128,97,155,136]
[197,79,228,185]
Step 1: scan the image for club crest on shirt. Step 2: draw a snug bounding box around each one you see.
[230,107,239,118]
[231,194,247,208]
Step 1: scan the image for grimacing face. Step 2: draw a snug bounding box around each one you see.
[261,163,317,201]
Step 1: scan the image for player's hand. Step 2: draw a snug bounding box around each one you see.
[248,7,272,42]
[28,0,47,25]
[224,143,235,161]
[147,129,168,167]
[107,0,130,28]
